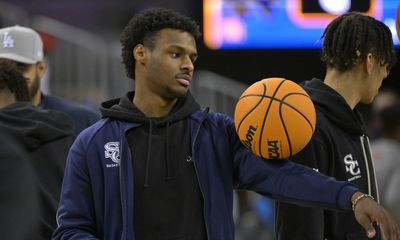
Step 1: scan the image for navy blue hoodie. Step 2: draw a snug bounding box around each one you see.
[101,92,206,239]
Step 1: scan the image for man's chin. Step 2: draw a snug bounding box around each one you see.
[171,88,189,98]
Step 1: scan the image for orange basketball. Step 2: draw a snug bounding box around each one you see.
[234,78,316,159]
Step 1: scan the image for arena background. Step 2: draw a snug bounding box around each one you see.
[2,0,399,93]
[1,1,399,239]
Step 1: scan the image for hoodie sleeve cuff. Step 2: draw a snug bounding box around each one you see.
[337,185,359,210]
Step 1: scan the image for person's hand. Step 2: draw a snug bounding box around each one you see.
[352,192,400,239]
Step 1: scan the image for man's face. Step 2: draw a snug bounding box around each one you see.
[142,28,198,99]
[22,64,41,101]
[362,61,389,104]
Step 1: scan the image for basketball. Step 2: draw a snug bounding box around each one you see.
[234,78,316,159]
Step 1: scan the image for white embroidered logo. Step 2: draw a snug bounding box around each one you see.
[104,142,120,168]
[344,154,361,181]
[185,155,193,163]
[2,32,14,48]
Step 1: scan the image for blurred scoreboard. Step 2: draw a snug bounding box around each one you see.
[203,0,400,49]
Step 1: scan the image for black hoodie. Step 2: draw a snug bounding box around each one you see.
[101,92,207,240]
[0,126,40,240]
[0,102,74,240]
[276,79,380,240]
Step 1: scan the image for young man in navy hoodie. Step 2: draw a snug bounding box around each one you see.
[276,12,398,240]
[53,9,400,240]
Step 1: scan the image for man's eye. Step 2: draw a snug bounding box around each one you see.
[171,52,180,58]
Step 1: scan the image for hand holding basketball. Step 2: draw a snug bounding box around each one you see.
[234,78,316,159]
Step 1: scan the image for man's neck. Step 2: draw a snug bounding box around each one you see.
[323,68,364,109]
[133,91,177,118]
[31,91,41,106]
[0,92,16,108]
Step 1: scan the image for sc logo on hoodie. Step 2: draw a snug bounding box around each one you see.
[104,141,120,168]
[344,153,361,181]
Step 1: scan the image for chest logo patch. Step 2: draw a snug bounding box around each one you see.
[344,153,361,181]
[104,141,120,167]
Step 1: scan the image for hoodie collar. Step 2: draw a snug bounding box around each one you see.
[301,78,365,135]
[100,91,200,125]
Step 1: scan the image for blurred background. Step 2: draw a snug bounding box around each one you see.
[1,0,399,239]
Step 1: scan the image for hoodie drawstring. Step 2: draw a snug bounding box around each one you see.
[143,120,153,189]
[143,120,173,188]
[165,122,172,181]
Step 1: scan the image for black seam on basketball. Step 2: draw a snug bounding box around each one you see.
[259,79,286,158]
[240,94,279,99]
[241,93,315,132]
[245,93,314,131]
[279,93,315,132]
[279,97,292,157]
[278,92,315,157]
[236,82,267,152]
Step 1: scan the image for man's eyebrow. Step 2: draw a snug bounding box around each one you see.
[168,44,198,56]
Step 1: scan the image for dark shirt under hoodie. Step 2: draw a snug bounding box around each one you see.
[101,92,207,240]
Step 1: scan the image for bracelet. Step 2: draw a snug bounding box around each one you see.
[352,193,375,211]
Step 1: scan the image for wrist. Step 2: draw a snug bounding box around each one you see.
[351,192,375,211]
[351,191,364,203]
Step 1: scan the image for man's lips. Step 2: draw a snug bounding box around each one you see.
[176,74,191,87]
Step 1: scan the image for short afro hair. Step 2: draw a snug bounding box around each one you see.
[321,12,396,72]
[0,61,30,101]
[120,8,201,79]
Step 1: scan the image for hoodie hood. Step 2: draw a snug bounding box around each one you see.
[0,102,74,151]
[301,78,365,135]
[100,91,200,124]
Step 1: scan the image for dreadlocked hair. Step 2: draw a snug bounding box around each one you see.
[0,61,30,101]
[120,8,201,79]
[321,12,397,72]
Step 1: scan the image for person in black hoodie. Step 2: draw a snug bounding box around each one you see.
[276,12,397,240]
[53,9,400,240]
[0,63,40,239]
[0,62,74,239]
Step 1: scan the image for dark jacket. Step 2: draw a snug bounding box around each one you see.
[0,125,40,240]
[0,102,74,240]
[53,92,358,240]
[276,78,379,240]
[40,94,100,137]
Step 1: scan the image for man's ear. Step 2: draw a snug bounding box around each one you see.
[133,44,147,64]
[36,59,47,78]
[365,53,375,75]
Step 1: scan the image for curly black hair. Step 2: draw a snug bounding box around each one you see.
[321,12,396,72]
[0,61,30,101]
[120,8,201,79]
